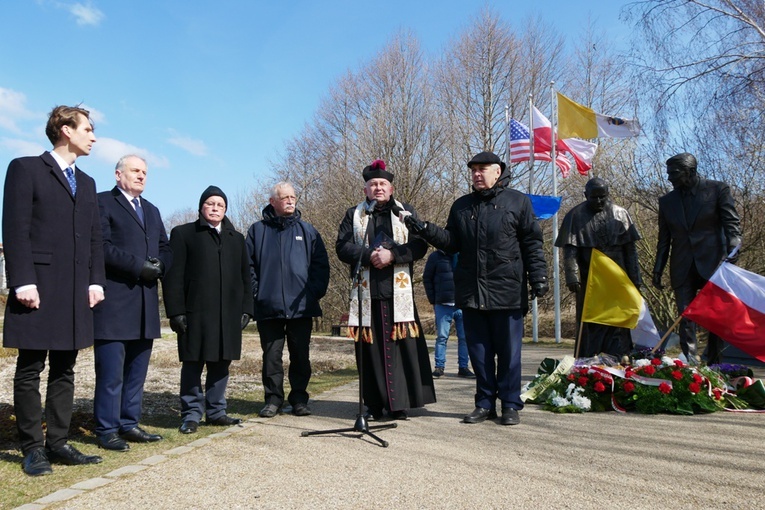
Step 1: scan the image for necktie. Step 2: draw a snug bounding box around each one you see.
[132,197,144,225]
[64,167,77,195]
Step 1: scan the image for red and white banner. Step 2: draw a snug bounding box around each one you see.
[682,262,765,362]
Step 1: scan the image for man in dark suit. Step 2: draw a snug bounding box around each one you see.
[92,155,172,451]
[3,105,106,476]
[653,152,741,365]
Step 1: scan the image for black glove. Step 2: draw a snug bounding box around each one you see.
[148,257,165,276]
[531,280,549,299]
[403,215,428,235]
[169,315,187,334]
[651,272,664,290]
[139,260,162,282]
[241,314,251,330]
[566,282,580,293]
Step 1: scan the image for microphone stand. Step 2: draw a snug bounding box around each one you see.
[302,204,396,447]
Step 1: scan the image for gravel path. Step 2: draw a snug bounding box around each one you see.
[20,341,765,510]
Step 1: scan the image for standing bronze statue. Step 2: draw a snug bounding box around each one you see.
[653,153,741,365]
[556,177,642,358]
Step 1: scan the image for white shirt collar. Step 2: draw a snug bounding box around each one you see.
[49,150,72,172]
[117,186,140,205]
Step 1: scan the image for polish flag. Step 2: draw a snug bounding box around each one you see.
[531,105,597,175]
[682,262,765,362]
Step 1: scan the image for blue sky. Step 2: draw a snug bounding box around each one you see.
[1,0,630,221]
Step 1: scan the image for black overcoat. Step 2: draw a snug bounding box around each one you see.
[162,217,253,362]
[93,187,172,340]
[2,152,106,350]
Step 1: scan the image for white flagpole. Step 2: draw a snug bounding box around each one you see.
[550,82,561,344]
[528,93,538,343]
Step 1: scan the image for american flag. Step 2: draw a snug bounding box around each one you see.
[509,118,573,178]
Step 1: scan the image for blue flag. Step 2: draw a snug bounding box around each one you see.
[526,194,561,220]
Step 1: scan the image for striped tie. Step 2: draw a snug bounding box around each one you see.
[64,167,76,195]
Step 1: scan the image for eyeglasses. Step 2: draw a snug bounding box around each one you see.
[203,201,226,208]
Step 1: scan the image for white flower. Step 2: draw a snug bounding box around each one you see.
[570,394,592,411]
[634,359,651,368]
[661,356,674,366]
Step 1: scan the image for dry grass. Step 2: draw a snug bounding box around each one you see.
[0,331,357,509]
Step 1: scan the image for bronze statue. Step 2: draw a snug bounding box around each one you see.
[653,152,741,365]
[556,177,642,358]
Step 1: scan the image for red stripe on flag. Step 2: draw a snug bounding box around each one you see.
[683,282,765,362]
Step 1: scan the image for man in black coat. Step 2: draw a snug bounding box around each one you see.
[3,105,106,475]
[247,182,330,418]
[653,153,742,365]
[163,186,253,434]
[92,155,172,451]
[404,151,548,426]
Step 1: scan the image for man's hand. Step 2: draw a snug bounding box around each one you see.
[567,282,581,293]
[370,247,394,269]
[148,257,165,276]
[139,260,162,282]
[403,215,427,235]
[15,288,40,309]
[531,281,549,299]
[651,272,664,290]
[170,315,187,334]
[89,289,105,308]
[241,314,251,330]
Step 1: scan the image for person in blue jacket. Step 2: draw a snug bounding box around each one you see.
[246,182,330,418]
[423,250,474,378]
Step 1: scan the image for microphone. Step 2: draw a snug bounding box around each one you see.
[365,200,377,213]
[391,202,412,223]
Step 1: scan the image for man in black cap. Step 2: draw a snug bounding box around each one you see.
[653,152,741,365]
[403,151,548,426]
[336,160,436,420]
[246,182,330,418]
[163,186,254,433]
[555,177,642,358]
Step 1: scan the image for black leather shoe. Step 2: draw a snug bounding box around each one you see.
[205,415,241,426]
[291,403,312,416]
[500,408,520,426]
[458,367,476,378]
[363,407,383,421]
[463,407,495,424]
[432,367,444,378]
[179,421,198,434]
[98,433,130,451]
[258,403,283,418]
[120,426,162,443]
[47,444,103,465]
[22,448,52,476]
[390,409,408,420]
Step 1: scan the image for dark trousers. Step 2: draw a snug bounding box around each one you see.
[674,264,722,364]
[14,349,78,453]
[180,360,231,422]
[258,318,312,406]
[93,338,154,436]
[462,309,524,411]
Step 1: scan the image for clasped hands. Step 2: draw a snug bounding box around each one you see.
[139,257,164,282]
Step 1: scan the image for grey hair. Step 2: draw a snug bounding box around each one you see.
[115,154,147,171]
[270,181,295,199]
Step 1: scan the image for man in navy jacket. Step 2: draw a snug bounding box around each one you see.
[92,155,172,451]
[246,181,330,418]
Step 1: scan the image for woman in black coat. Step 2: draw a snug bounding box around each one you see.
[162,186,253,433]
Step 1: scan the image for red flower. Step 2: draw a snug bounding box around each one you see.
[604,376,613,385]
[692,374,703,384]
[713,388,723,400]
[674,359,685,368]
[592,372,603,381]
[643,366,656,376]
[625,369,634,379]
[623,381,635,393]
[594,382,606,393]
[689,382,701,394]
[658,382,672,394]
[577,367,589,375]
[651,358,662,366]
[567,374,576,381]
[577,376,589,386]
[671,370,683,380]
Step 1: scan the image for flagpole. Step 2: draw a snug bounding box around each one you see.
[550,82,561,344]
[528,94,539,344]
